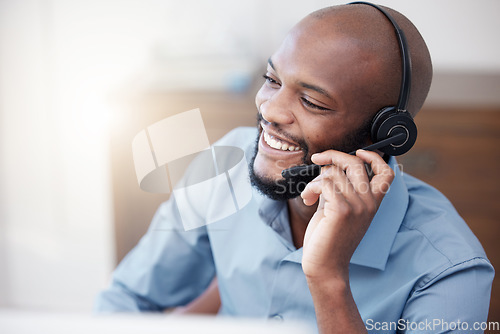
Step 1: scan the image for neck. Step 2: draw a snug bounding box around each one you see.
[287,196,318,249]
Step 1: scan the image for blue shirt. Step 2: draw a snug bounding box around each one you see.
[95,127,494,333]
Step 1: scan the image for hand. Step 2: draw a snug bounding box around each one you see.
[300,149,394,281]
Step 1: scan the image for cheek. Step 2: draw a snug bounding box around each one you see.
[255,85,267,109]
[301,120,344,153]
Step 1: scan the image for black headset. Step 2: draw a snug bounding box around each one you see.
[349,1,417,156]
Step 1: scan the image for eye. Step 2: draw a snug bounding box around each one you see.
[301,97,331,111]
[262,74,281,88]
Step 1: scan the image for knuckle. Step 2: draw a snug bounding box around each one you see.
[351,156,363,165]
[337,201,352,216]
[378,165,395,181]
[385,166,395,177]
[321,165,334,176]
[349,157,364,170]
[352,204,365,217]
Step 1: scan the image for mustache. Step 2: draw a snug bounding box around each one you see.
[257,112,309,153]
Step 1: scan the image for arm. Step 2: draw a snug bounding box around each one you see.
[94,198,216,312]
[171,277,220,315]
[300,149,394,333]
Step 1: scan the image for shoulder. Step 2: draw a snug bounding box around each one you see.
[398,173,493,281]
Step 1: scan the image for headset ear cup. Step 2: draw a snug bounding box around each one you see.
[371,106,395,143]
[371,107,417,156]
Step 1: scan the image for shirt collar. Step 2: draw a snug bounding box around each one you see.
[350,156,408,270]
[258,195,294,247]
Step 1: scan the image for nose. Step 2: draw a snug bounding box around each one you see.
[257,87,295,126]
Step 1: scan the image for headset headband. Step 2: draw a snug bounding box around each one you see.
[348,1,411,113]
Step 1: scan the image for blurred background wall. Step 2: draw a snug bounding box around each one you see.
[0,0,499,323]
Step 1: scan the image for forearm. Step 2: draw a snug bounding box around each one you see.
[307,276,367,334]
[171,277,220,315]
[94,283,162,312]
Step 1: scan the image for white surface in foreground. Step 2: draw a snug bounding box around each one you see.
[0,310,311,334]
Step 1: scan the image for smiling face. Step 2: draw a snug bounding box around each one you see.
[250,14,389,199]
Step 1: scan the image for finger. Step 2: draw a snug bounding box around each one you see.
[301,178,322,206]
[324,164,356,198]
[301,165,356,206]
[355,149,395,202]
[320,170,351,216]
[311,150,370,195]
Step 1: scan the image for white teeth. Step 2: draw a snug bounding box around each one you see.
[263,131,300,152]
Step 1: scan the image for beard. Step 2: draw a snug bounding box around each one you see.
[249,114,372,201]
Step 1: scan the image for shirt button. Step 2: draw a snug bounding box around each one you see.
[270,314,283,321]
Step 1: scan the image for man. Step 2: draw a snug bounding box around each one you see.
[95,3,494,333]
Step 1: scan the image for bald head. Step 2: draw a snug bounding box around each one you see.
[299,3,432,117]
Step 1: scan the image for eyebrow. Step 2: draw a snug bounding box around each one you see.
[298,82,333,100]
[267,58,334,101]
[267,57,276,71]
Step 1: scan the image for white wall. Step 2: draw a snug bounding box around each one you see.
[0,0,498,312]
[343,0,500,73]
[0,0,118,310]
